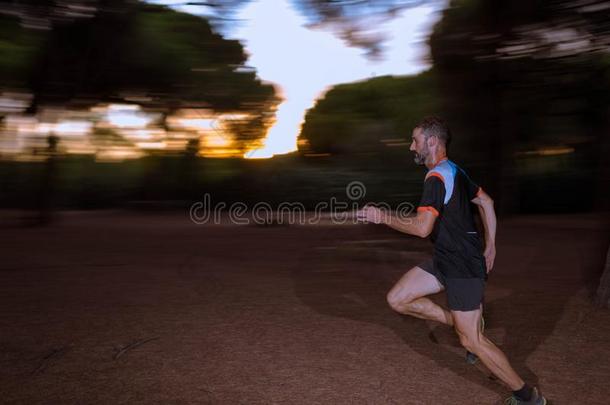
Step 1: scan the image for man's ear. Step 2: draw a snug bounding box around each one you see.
[426,135,437,148]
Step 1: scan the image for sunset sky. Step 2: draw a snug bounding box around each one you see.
[163,0,444,158]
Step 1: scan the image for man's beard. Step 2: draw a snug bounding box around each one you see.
[413,145,429,165]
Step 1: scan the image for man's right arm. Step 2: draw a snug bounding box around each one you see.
[471,189,496,272]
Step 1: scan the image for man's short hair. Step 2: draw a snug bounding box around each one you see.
[415,116,451,147]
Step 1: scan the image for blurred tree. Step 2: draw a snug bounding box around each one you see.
[0,15,42,88]
[429,0,610,214]
[298,71,439,154]
[36,133,60,225]
[0,1,279,151]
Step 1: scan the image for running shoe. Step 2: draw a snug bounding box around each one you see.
[504,387,547,405]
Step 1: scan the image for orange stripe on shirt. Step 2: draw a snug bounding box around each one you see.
[417,206,439,217]
[425,172,445,183]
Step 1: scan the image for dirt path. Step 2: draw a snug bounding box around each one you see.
[1,212,609,404]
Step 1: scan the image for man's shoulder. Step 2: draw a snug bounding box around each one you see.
[425,170,445,183]
[425,160,455,183]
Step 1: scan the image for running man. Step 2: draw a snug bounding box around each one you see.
[358,117,546,405]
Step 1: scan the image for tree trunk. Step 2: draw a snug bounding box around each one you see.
[596,245,610,309]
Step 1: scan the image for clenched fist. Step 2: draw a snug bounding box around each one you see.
[356,205,384,224]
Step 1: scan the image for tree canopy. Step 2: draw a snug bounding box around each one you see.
[0,1,279,152]
[298,71,439,154]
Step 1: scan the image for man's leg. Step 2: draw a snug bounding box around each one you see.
[452,308,524,390]
[386,266,454,326]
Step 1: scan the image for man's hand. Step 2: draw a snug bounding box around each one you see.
[356,205,384,224]
[484,244,496,273]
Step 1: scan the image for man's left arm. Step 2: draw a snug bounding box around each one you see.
[471,189,496,272]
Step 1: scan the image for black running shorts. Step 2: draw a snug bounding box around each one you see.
[419,258,485,312]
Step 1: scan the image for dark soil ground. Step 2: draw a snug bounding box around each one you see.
[1,211,609,404]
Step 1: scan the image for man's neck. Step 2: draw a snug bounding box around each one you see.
[426,152,448,170]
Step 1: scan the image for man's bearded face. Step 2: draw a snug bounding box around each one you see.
[410,128,429,165]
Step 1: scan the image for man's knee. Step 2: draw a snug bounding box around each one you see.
[457,332,482,354]
[387,290,418,313]
[386,290,402,311]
